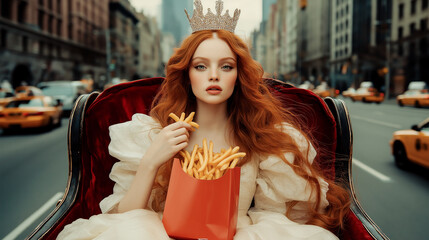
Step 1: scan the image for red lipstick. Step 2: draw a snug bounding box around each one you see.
[206,85,222,95]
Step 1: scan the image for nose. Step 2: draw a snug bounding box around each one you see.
[209,68,219,81]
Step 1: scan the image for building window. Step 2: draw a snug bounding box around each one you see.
[398,44,403,56]
[57,20,63,37]
[1,29,7,48]
[410,42,416,56]
[39,0,44,6]
[411,0,417,15]
[57,46,61,58]
[48,0,53,9]
[22,36,28,52]
[68,23,73,39]
[1,1,12,19]
[40,41,45,55]
[423,0,428,10]
[420,38,428,54]
[38,11,44,30]
[48,16,53,33]
[57,0,61,13]
[399,3,404,19]
[18,2,27,24]
[398,27,403,39]
[345,34,348,42]
[410,23,416,34]
[421,18,428,31]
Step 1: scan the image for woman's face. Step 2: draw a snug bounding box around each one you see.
[189,36,237,106]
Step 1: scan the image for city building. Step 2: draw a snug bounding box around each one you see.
[0,0,109,89]
[161,0,193,46]
[108,0,139,81]
[135,12,163,78]
[262,0,277,22]
[329,0,389,92]
[300,0,331,86]
[391,0,429,95]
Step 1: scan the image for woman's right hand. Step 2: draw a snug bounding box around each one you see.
[141,121,192,170]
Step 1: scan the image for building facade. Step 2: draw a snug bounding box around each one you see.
[0,0,109,89]
[136,12,162,78]
[301,0,331,86]
[391,0,429,95]
[108,0,139,81]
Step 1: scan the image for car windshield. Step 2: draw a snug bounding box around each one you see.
[404,90,421,96]
[40,85,74,96]
[0,92,12,98]
[6,99,44,108]
[356,88,368,93]
[360,82,373,88]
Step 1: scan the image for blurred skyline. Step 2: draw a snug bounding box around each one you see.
[129,0,263,40]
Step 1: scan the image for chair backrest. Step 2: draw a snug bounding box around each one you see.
[27,78,388,240]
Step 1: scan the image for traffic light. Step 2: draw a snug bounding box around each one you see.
[300,0,307,9]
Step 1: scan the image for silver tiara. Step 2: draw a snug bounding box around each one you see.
[185,0,241,33]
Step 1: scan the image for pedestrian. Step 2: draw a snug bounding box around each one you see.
[57,0,350,239]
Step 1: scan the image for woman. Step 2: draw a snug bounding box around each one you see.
[58,2,350,239]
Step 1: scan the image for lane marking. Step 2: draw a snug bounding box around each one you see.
[3,192,63,240]
[352,115,402,129]
[353,158,392,182]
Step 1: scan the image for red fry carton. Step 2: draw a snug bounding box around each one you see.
[162,158,241,240]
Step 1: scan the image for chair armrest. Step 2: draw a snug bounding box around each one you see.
[26,92,99,240]
[324,97,389,240]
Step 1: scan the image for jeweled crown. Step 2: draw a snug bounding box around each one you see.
[185,0,241,33]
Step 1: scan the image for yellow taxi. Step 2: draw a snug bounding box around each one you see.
[15,86,44,98]
[0,89,14,107]
[342,87,356,98]
[0,96,63,130]
[396,81,429,108]
[390,117,429,169]
[312,82,339,98]
[350,82,384,103]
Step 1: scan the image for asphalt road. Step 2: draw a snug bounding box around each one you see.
[0,99,428,240]
[343,98,429,240]
[0,119,69,240]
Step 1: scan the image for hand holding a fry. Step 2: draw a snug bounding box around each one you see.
[169,112,246,180]
[141,121,193,170]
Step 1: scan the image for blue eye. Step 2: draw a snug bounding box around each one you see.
[221,65,233,70]
[194,65,206,70]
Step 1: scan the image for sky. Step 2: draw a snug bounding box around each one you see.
[129,0,262,40]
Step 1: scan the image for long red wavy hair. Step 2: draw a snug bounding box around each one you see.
[150,30,350,234]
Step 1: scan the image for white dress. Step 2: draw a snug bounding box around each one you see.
[57,114,338,240]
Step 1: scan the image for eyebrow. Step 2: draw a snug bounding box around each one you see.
[192,56,236,62]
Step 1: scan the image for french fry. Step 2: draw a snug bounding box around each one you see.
[179,112,185,121]
[209,141,213,163]
[169,112,245,180]
[210,147,232,165]
[169,113,180,122]
[169,111,199,130]
[184,112,195,123]
[187,144,199,175]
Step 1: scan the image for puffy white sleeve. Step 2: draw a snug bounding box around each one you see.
[254,124,330,223]
[99,113,161,214]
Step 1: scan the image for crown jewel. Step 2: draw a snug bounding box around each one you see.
[185,0,241,33]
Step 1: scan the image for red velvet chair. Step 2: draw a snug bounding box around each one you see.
[26,78,389,240]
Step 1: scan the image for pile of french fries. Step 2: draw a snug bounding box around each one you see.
[169,112,246,180]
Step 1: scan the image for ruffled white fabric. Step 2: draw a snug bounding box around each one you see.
[57,113,337,240]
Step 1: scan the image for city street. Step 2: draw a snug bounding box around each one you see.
[0,99,428,240]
